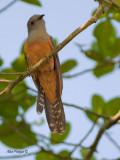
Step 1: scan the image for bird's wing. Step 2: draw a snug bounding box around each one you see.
[42,37,65,134]
[24,40,45,114]
[50,36,63,99]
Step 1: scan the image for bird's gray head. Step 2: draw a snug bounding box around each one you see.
[27,14,45,33]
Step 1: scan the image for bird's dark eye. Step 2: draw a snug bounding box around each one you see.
[31,21,34,25]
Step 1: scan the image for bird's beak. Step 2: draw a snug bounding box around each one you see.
[40,14,45,19]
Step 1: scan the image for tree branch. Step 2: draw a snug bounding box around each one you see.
[63,102,110,120]
[0,0,19,13]
[63,60,120,78]
[0,151,40,159]
[0,72,23,75]
[0,117,84,160]
[1,117,41,148]
[36,132,87,148]
[0,0,104,96]
[104,131,120,151]
[85,111,120,160]
[69,117,98,157]
[109,0,120,11]
[0,89,27,101]
[0,150,81,160]
[0,79,12,83]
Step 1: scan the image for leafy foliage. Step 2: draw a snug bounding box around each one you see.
[86,94,120,123]
[21,0,41,6]
[80,148,96,160]
[50,123,71,145]
[36,150,69,160]
[77,20,120,78]
[0,57,3,67]
[61,59,78,74]
[0,1,120,160]
[12,54,27,72]
[0,121,37,148]
[36,151,57,160]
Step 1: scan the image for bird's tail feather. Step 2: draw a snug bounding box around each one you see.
[44,95,66,134]
[37,91,44,114]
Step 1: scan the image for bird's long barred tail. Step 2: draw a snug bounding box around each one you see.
[37,88,45,114]
[44,95,66,134]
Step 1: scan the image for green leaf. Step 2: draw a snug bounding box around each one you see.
[0,82,35,119]
[111,38,120,58]
[85,95,105,123]
[0,68,18,92]
[50,123,71,145]
[86,112,97,123]
[93,63,114,78]
[58,150,69,156]
[110,5,120,22]
[12,54,27,72]
[115,0,120,4]
[76,42,103,62]
[0,101,18,120]
[80,148,96,160]
[84,50,103,62]
[11,84,36,111]
[112,12,120,22]
[93,21,116,58]
[20,95,36,111]
[0,58,3,67]
[61,60,77,74]
[36,151,57,160]
[103,97,120,116]
[20,40,25,55]
[36,150,70,160]
[91,42,104,60]
[0,68,18,80]
[53,38,58,47]
[21,0,41,6]
[0,121,37,148]
[33,118,45,126]
[57,150,69,160]
[92,94,105,114]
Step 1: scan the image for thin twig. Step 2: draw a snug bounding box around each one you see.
[0,151,40,159]
[0,150,81,160]
[98,123,120,151]
[85,111,120,160]
[109,0,120,11]
[0,117,83,160]
[0,117,81,160]
[63,60,119,78]
[63,68,93,78]
[69,117,98,157]
[36,132,87,148]
[0,79,12,83]
[0,1,104,96]
[63,102,110,120]
[105,131,120,151]
[0,72,23,75]
[0,88,27,101]
[1,117,41,148]
[26,86,38,93]
[0,0,19,13]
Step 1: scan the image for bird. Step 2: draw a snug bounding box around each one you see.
[24,14,66,134]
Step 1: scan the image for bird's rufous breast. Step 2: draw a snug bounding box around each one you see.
[24,37,57,104]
